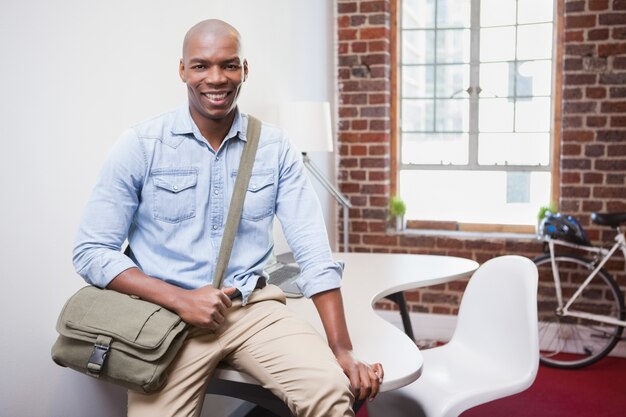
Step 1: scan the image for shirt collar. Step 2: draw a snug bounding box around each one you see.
[170,104,245,147]
[225,109,246,143]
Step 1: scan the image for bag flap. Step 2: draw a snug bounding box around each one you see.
[57,286,186,352]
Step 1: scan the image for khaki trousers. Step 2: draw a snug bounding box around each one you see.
[128,285,354,417]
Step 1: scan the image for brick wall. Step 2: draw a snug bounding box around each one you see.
[561,0,626,224]
[336,0,626,314]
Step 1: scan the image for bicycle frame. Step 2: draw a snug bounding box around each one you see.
[546,226,626,328]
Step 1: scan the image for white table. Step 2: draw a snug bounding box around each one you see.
[207,253,479,414]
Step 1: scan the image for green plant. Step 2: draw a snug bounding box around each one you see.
[389,196,407,219]
[537,203,557,221]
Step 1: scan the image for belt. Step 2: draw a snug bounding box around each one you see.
[228,278,266,300]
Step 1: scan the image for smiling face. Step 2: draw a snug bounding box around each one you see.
[179,20,248,131]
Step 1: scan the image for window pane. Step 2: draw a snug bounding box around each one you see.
[478,133,550,165]
[516,60,552,96]
[480,27,516,62]
[402,133,468,164]
[402,99,434,131]
[480,0,516,27]
[516,97,551,132]
[402,0,436,29]
[437,0,471,28]
[436,64,470,97]
[403,65,435,97]
[518,0,554,24]
[403,30,435,64]
[436,99,469,131]
[480,62,513,98]
[517,23,553,60]
[437,29,470,63]
[400,170,552,225]
[479,98,514,132]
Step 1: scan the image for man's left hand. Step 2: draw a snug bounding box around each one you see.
[334,348,384,402]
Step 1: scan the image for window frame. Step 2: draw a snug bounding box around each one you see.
[391,0,563,233]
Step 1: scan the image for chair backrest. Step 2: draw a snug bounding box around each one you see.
[450,255,539,374]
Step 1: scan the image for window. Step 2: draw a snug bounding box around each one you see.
[398,0,556,229]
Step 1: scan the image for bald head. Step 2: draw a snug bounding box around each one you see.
[182,19,243,60]
[178,19,248,137]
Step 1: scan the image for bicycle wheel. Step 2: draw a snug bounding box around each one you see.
[534,253,625,369]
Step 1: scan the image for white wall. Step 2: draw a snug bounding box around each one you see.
[0,1,336,416]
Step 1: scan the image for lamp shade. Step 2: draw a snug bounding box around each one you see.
[278,101,333,153]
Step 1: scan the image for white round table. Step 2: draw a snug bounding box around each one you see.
[210,253,479,401]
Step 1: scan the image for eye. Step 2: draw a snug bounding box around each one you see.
[191,64,206,70]
[225,63,241,71]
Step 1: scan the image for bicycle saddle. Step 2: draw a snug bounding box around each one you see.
[539,212,590,246]
[591,212,626,228]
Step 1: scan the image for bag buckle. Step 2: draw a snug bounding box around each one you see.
[87,335,112,376]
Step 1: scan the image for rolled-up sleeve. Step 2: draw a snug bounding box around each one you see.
[72,129,146,288]
[274,135,344,298]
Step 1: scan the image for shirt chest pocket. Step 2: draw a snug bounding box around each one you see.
[232,169,276,221]
[151,168,198,223]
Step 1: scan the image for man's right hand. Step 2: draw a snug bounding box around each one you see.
[106,268,239,331]
[174,286,239,330]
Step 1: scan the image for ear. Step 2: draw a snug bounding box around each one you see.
[179,59,186,82]
[243,59,249,82]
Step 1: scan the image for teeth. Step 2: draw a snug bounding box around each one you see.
[204,92,227,100]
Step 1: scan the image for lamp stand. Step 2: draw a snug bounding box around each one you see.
[301,153,352,251]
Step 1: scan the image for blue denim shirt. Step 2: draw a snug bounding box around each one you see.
[73,105,343,304]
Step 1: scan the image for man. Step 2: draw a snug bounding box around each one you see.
[73,19,383,417]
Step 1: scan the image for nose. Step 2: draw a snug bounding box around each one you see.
[204,66,227,85]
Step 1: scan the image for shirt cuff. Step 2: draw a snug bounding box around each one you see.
[297,260,344,298]
[80,253,137,288]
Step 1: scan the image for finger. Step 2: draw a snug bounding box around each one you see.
[374,363,384,383]
[221,287,238,307]
[210,299,228,320]
[209,308,226,326]
[348,370,361,400]
[201,315,222,331]
[207,320,221,331]
[223,287,238,296]
[367,367,381,400]
[342,365,362,400]
[357,366,372,401]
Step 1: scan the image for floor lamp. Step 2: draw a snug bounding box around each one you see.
[279,101,352,252]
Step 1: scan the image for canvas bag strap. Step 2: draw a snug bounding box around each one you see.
[211,115,262,289]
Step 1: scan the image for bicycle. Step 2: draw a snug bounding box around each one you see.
[534,212,626,369]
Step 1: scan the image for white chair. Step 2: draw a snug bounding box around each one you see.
[367,255,539,417]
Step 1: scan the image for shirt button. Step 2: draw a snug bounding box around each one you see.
[173,186,178,191]
[214,189,219,195]
[212,225,218,230]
